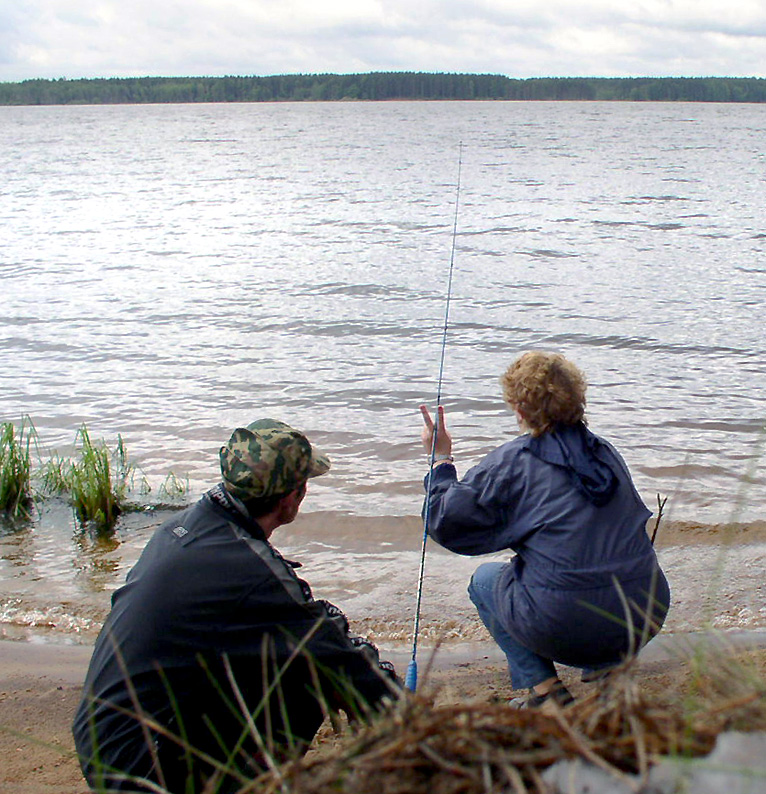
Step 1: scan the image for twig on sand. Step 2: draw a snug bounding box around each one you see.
[651,494,668,546]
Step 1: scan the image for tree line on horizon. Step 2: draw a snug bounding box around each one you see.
[1,72,765,105]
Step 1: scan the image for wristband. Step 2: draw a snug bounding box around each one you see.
[433,455,454,463]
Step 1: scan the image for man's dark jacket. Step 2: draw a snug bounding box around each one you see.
[73,486,395,792]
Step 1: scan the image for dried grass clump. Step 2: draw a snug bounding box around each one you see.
[248,662,765,794]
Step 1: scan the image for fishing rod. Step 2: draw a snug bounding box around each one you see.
[406,143,463,692]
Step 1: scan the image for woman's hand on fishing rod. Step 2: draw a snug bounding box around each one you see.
[419,404,453,462]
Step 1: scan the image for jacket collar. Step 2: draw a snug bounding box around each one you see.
[204,483,267,540]
[521,422,618,507]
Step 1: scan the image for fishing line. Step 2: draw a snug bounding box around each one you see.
[405,142,463,692]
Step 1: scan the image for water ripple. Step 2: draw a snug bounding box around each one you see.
[1,100,764,525]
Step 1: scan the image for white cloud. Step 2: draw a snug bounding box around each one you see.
[0,0,764,81]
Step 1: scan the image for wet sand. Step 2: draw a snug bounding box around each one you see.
[0,641,91,794]
[3,510,766,644]
[1,516,765,792]
[283,515,766,642]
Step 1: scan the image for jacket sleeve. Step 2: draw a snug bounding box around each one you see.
[423,450,520,555]
[232,563,399,717]
[298,600,399,715]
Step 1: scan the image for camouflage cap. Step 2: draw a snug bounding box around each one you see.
[219,419,330,500]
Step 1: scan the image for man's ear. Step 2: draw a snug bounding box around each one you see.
[283,489,300,508]
[293,481,307,502]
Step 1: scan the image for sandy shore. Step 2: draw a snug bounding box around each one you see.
[2,517,765,792]
[0,641,92,794]
[3,629,766,794]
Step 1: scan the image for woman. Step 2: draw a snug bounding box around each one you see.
[420,351,670,708]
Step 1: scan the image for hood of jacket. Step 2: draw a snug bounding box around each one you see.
[521,422,618,507]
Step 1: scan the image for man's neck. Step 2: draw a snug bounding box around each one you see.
[208,484,277,539]
[224,484,281,538]
[255,516,279,538]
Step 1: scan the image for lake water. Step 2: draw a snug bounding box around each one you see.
[1,100,765,642]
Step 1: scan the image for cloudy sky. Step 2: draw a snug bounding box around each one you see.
[1,0,764,82]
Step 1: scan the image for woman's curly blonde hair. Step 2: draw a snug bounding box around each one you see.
[500,351,587,436]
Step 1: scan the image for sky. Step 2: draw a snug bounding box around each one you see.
[1,0,765,83]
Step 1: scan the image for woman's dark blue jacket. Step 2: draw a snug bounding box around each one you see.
[424,423,670,667]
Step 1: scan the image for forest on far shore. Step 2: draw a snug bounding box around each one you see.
[1,73,765,105]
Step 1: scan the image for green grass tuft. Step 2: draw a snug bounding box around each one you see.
[68,428,133,530]
[38,425,191,523]
[0,418,36,519]
[41,451,71,496]
[43,426,135,530]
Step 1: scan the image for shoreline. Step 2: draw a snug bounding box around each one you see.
[2,513,766,646]
[285,512,766,546]
[4,624,766,672]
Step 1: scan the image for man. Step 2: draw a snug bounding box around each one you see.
[73,419,398,793]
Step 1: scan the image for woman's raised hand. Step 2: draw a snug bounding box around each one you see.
[419,404,453,458]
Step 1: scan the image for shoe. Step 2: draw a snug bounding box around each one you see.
[509,680,574,710]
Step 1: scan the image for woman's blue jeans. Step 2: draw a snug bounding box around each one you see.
[467,561,557,690]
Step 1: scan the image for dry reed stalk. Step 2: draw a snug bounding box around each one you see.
[255,666,742,794]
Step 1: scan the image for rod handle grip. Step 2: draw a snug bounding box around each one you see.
[405,659,418,692]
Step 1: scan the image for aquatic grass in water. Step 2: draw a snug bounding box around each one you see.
[68,428,132,530]
[37,423,190,522]
[0,418,36,519]
[157,471,190,500]
[41,427,135,530]
[40,452,71,496]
